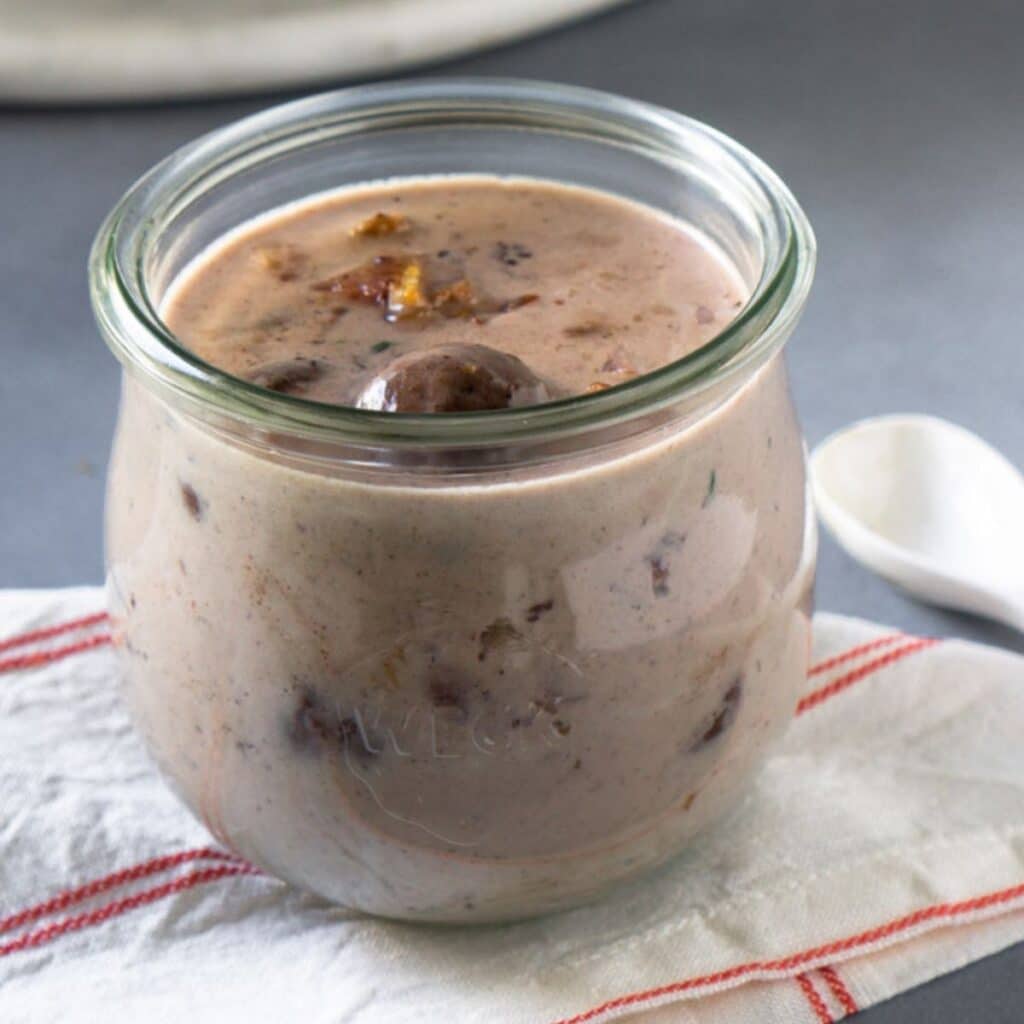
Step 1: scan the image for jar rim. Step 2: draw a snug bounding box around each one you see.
[89,77,815,449]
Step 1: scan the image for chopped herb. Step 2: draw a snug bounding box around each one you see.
[371,340,394,354]
[702,469,717,508]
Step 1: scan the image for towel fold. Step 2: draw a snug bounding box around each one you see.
[2,586,1022,1023]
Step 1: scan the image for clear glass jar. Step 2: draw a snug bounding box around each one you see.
[90,78,816,923]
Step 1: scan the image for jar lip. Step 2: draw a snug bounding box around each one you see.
[90,76,815,448]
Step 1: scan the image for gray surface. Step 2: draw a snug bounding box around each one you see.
[1,0,1022,1018]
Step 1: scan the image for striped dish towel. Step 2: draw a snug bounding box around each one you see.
[2,586,1023,1023]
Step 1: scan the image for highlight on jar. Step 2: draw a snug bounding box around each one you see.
[90,78,816,923]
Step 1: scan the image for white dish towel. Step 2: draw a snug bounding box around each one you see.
[2,586,1023,1023]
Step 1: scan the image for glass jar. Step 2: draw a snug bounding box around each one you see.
[90,78,816,923]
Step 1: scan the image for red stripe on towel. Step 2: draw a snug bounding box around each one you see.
[808,633,906,676]
[796,638,939,715]
[0,611,109,654]
[0,864,260,959]
[0,633,112,675]
[819,965,859,1015]
[0,848,244,936]
[797,973,834,1023]
[548,881,1024,1024]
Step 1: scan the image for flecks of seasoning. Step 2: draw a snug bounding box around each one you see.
[496,293,539,314]
[180,482,203,521]
[286,687,380,762]
[337,716,380,763]
[377,646,406,691]
[530,695,559,716]
[573,758,583,770]
[287,689,325,754]
[511,691,576,731]
[478,618,523,661]
[124,639,149,662]
[350,211,410,238]
[494,241,533,266]
[564,319,614,339]
[702,469,717,509]
[649,556,670,598]
[696,305,715,325]
[256,244,308,283]
[322,305,349,324]
[600,345,638,376]
[682,791,698,811]
[428,674,469,720]
[129,593,137,609]
[525,598,554,623]
[690,679,743,751]
[647,530,684,598]
[371,340,394,354]
[244,357,323,394]
[659,530,686,550]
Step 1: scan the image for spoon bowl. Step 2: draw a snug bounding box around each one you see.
[811,414,1024,632]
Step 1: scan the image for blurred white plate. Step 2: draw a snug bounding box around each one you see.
[0,0,628,102]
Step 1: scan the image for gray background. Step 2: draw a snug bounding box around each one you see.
[1,0,1022,1018]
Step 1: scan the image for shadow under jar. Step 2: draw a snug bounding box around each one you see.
[90,78,816,923]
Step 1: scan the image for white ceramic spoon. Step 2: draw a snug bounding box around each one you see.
[810,414,1024,631]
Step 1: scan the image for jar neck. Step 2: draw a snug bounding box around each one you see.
[128,345,791,478]
[91,78,815,469]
